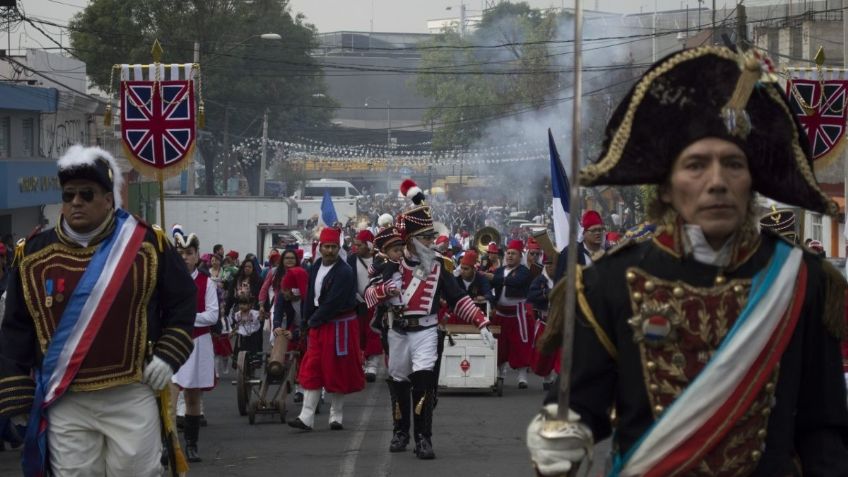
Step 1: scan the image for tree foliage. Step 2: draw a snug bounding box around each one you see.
[70,0,336,195]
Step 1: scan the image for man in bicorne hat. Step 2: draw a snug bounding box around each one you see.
[0,145,196,476]
[528,47,848,475]
[347,228,383,382]
[365,179,495,460]
[289,226,362,432]
[488,239,534,389]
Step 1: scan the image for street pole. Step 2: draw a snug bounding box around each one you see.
[387,99,391,147]
[259,107,269,197]
[187,40,200,196]
[223,105,230,195]
[460,1,467,38]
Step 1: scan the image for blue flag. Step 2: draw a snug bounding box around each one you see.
[549,128,571,250]
[321,189,338,226]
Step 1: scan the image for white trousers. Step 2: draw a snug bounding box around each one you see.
[47,383,161,477]
[387,327,438,382]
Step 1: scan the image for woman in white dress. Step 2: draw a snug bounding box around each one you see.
[170,226,218,463]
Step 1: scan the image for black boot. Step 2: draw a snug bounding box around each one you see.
[410,370,436,460]
[183,414,202,463]
[386,379,411,452]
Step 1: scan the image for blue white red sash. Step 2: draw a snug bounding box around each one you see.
[23,209,147,477]
[612,241,805,477]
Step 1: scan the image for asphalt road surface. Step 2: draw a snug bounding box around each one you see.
[0,368,610,476]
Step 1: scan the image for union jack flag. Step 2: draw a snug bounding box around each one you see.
[120,80,196,176]
[785,76,848,166]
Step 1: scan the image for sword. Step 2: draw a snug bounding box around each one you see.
[555,0,584,423]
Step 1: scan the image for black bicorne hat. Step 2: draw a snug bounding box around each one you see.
[580,46,836,215]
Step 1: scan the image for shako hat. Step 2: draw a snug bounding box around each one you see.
[580,46,836,215]
[375,226,404,252]
[759,206,797,240]
[57,144,124,209]
[397,179,435,240]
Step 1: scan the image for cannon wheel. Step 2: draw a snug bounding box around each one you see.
[236,351,249,416]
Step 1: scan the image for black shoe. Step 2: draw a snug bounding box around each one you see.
[542,381,551,391]
[293,392,303,403]
[176,415,185,430]
[185,443,202,463]
[518,381,528,389]
[365,372,376,383]
[199,415,207,427]
[389,431,410,452]
[160,446,169,468]
[287,417,312,431]
[330,421,344,430]
[414,436,436,460]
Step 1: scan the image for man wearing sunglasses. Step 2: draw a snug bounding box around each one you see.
[0,145,197,476]
[553,210,606,281]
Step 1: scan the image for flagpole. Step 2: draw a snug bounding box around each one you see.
[555,0,583,422]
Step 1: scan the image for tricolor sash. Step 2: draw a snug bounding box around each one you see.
[22,210,147,477]
[612,241,805,477]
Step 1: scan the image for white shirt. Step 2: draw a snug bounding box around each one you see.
[355,256,373,299]
[314,262,333,306]
[192,269,220,327]
[683,224,734,267]
[234,309,261,336]
[498,266,523,306]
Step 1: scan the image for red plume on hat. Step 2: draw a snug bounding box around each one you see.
[400,178,425,205]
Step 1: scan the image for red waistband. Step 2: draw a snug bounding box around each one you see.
[193,326,212,338]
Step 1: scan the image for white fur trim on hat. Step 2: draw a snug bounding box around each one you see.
[378,213,394,228]
[57,144,124,209]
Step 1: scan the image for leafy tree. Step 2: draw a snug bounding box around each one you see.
[70,0,336,195]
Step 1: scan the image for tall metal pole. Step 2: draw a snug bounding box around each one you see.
[460,1,467,37]
[555,0,584,422]
[187,41,200,196]
[259,107,269,197]
[387,99,391,147]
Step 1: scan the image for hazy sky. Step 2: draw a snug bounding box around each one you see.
[12,0,740,52]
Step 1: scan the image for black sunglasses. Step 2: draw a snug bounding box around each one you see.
[62,189,96,203]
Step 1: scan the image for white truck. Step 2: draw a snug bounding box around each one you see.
[157,195,300,263]
[292,178,360,226]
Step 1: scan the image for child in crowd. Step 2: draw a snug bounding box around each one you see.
[231,295,263,357]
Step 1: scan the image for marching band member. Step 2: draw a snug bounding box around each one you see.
[451,250,494,324]
[171,225,219,463]
[527,253,558,390]
[0,145,196,476]
[365,180,495,460]
[487,239,534,389]
[528,47,848,476]
[289,227,363,431]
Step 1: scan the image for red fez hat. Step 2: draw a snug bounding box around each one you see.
[507,239,524,253]
[486,242,500,254]
[526,237,541,250]
[581,210,603,229]
[226,250,239,260]
[460,250,478,267]
[356,229,375,243]
[319,227,342,245]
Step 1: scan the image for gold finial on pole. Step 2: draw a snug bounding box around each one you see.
[151,39,164,63]
[814,46,826,67]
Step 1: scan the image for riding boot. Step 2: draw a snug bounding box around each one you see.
[183,414,202,463]
[410,370,436,460]
[386,379,411,452]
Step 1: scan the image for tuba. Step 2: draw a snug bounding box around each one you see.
[474,226,501,254]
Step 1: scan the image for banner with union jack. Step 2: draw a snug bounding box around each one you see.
[785,68,848,170]
[119,63,198,179]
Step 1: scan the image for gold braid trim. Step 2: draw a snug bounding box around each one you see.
[151,224,169,253]
[820,258,847,339]
[539,266,617,359]
[13,238,25,267]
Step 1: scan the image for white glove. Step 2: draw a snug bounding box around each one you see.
[527,404,592,476]
[142,356,174,391]
[479,326,496,350]
[11,414,28,427]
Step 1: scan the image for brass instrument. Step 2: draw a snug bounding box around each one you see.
[473,226,501,254]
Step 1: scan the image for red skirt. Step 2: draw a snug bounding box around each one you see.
[493,303,534,368]
[298,314,365,394]
[529,318,558,377]
[358,306,383,358]
[212,334,233,357]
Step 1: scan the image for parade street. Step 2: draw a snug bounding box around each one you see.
[0,372,589,477]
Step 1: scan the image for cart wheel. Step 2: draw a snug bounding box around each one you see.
[495,377,504,397]
[248,400,257,425]
[236,351,249,416]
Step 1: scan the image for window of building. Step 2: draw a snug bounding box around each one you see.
[810,213,823,242]
[0,117,9,158]
[22,118,34,157]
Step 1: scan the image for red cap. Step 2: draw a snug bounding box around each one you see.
[460,250,478,267]
[486,242,500,254]
[319,227,342,245]
[581,210,603,229]
[226,250,239,260]
[356,230,375,243]
[269,249,281,264]
[507,239,524,253]
[526,237,541,250]
[606,231,621,244]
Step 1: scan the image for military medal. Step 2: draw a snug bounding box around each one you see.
[55,278,65,303]
[45,279,54,308]
[642,315,672,344]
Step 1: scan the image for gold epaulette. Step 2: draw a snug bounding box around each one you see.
[151,224,169,253]
[13,238,26,266]
[820,257,847,340]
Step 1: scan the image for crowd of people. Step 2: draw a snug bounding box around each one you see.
[2,44,848,477]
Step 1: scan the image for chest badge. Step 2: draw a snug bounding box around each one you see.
[628,303,681,347]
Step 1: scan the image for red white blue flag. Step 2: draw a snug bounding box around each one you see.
[785,69,848,169]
